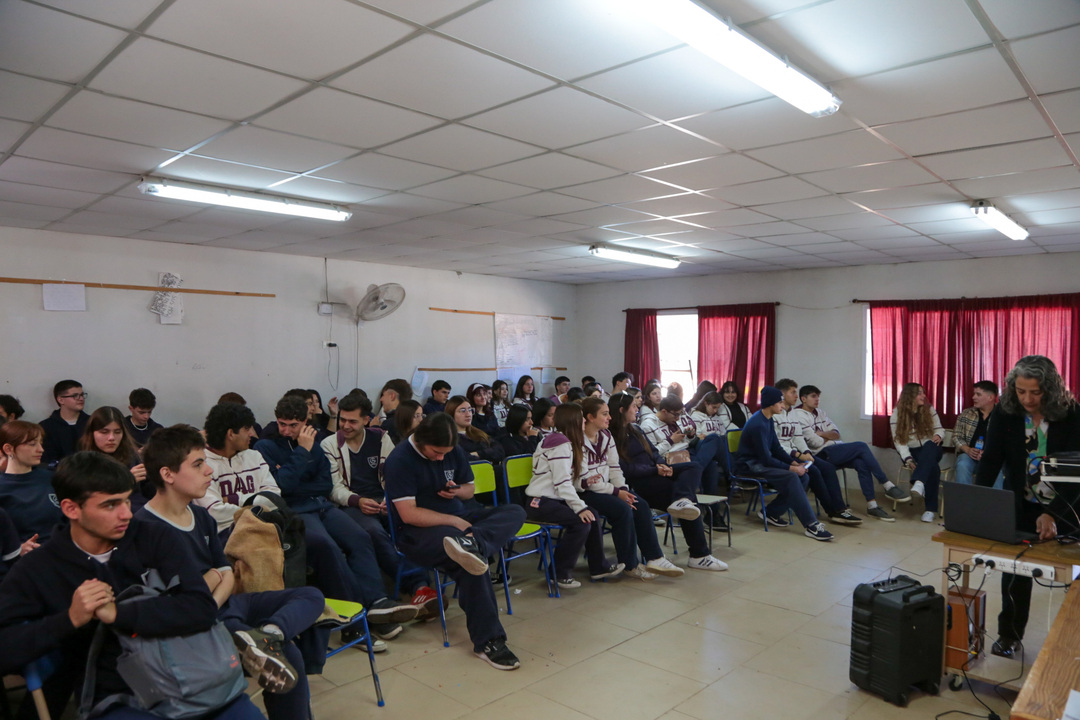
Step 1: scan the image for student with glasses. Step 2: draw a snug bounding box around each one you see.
[39,380,90,466]
[445,396,505,467]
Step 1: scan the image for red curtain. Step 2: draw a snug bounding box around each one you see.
[698,302,776,410]
[624,308,661,386]
[869,293,1080,446]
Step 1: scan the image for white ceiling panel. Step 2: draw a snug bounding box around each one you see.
[0,199,74,222]
[799,211,895,232]
[677,97,857,151]
[642,153,784,190]
[360,192,465,218]
[464,86,652,150]
[878,203,974,224]
[1008,25,1080,95]
[195,126,356,174]
[726,221,820,239]
[269,177,387,204]
[875,101,1050,156]
[201,232,304,251]
[17,127,172,173]
[918,138,1072,181]
[620,194,735,218]
[255,88,442,150]
[713,176,828,205]
[0,156,131,193]
[1024,207,1080,226]
[89,38,308,121]
[410,174,534,204]
[0,2,126,83]
[748,195,861,220]
[87,195,203,222]
[425,207,529,230]
[61,209,161,231]
[483,192,599,217]
[980,0,1080,38]
[147,0,414,80]
[1008,188,1080,214]
[842,183,967,210]
[746,129,903,174]
[829,224,920,241]
[0,71,70,123]
[0,118,30,153]
[853,235,940,250]
[688,208,776,229]
[380,124,540,172]
[315,153,456,191]
[558,174,685,204]
[157,156,293,189]
[564,124,725,173]
[952,166,1080,199]
[359,0,478,26]
[331,34,555,120]
[1042,89,1080,134]
[35,0,161,28]
[800,160,939,194]
[906,217,990,236]
[477,153,620,190]
[0,180,99,209]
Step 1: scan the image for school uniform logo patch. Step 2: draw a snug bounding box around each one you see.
[368,456,379,469]
[49,493,60,508]
[444,470,455,482]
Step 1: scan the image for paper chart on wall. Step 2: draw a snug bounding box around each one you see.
[494,313,552,370]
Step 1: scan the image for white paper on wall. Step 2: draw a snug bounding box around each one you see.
[150,272,183,325]
[42,284,86,311]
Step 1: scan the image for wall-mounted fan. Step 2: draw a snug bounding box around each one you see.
[356,282,405,323]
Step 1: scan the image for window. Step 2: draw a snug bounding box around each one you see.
[656,312,698,390]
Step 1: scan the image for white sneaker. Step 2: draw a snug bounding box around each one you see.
[921,510,935,523]
[626,564,657,581]
[910,481,925,499]
[645,556,685,577]
[687,555,728,572]
[666,498,701,521]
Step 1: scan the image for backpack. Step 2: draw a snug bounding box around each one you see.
[244,491,308,588]
[78,570,247,719]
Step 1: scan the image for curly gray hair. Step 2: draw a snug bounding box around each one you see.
[999,355,1076,421]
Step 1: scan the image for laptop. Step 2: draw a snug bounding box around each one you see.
[943,482,1038,544]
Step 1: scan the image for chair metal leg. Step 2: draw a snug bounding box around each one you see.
[360,614,385,707]
[434,569,450,647]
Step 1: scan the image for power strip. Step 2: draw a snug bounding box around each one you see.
[969,554,1055,581]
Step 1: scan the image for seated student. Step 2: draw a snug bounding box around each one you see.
[423,381,452,416]
[468,383,499,437]
[307,390,330,432]
[261,389,331,445]
[384,414,526,670]
[954,380,1004,488]
[0,420,63,543]
[688,390,734,493]
[380,400,424,466]
[580,376,596,392]
[218,392,262,442]
[322,394,438,617]
[512,376,538,407]
[79,406,149,507]
[372,379,413,443]
[39,379,90,466]
[123,388,164,448]
[718,381,752,430]
[609,393,728,571]
[640,382,663,421]
[0,394,25,424]
[625,387,643,418]
[610,372,634,398]
[139,425,324,717]
[0,506,37,581]
[254,394,419,628]
[640,395,723,495]
[792,384,905,522]
[890,383,945,523]
[735,387,833,541]
[550,376,571,405]
[499,405,540,458]
[773,379,862,526]
[685,381,718,415]
[0,451,265,720]
[446,396,506,467]
[531,398,556,440]
[575,397,684,580]
[491,380,513,428]
[565,387,587,404]
[527,403,623,588]
[667,382,684,404]
[583,383,603,399]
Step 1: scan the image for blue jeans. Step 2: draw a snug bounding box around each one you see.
[738,462,818,529]
[817,442,888,502]
[955,453,1004,489]
[97,696,264,719]
[804,459,846,516]
[300,505,386,607]
[582,490,663,569]
[689,434,726,494]
[908,441,943,509]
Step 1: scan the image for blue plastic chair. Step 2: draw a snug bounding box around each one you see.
[726,430,790,530]
[385,500,457,647]
[323,599,384,706]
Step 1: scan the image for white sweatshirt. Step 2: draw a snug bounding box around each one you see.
[717,402,751,430]
[639,413,689,455]
[690,410,727,438]
[791,407,840,453]
[889,406,945,461]
[197,448,281,533]
[527,433,587,513]
[773,408,812,457]
[575,429,628,496]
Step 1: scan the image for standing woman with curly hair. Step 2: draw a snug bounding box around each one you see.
[976,355,1080,658]
[889,383,944,523]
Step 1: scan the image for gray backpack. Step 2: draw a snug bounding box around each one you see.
[78,570,248,719]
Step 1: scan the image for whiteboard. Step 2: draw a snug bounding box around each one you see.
[494,313,552,369]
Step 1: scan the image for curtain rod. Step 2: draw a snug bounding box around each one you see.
[622,302,781,312]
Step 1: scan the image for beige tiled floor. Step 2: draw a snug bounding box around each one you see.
[307,493,1070,720]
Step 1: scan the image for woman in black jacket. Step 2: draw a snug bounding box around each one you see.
[499,405,540,458]
[608,393,727,572]
[976,355,1080,657]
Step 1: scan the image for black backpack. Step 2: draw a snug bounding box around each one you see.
[244,492,308,588]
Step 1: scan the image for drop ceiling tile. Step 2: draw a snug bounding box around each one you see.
[315,153,456,191]
[1009,25,1080,94]
[545,227,640,244]
[483,190,602,217]
[878,203,973,223]
[332,34,554,120]
[749,195,860,220]
[690,208,777,228]
[0,71,70,123]
[972,245,1050,258]
[45,222,132,237]
[0,157,130,194]
[676,96,857,151]
[202,232,304,251]
[360,0,478,26]
[358,192,465,217]
[800,160,938,194]
[267,176,386,204]
[135,223,233,241]
[196,126,356,174]
[478,153,620,190]
[17,127,172,173]
[381,124,540,172]
[0,217,51,230]
[619,193,734,218]
[980,0,1080,38]
[439,0,679,80]
[642,153,785,191]
[576,46,769,121]
[87,195,203,221]
[564,124,724,173]
[930,229,1005,245]
[61,210,161,231]
[608,218,704,236]
[1042,89,1080,134]
[749,231,841,246]
[255,88,442,150]
[906,217,990,236]
[426,208,529,230]
[726,221,818,239]
[148,0,413,80]
[0,179,99,208]
[492,218,585,237]
[799,211,894,231]
[714,176,828,205]
[410,174,534,204]
[89,38,308,121]
[46,92,233,150]
[842,183,966,210]
[271,237,379,256]
[830,225,920,241]
[875,101,1050,156]
[610,237,688,253]
[952,166,1080,199]
[0,118,30,152]
[1030,221,1080,237]
[917,138,1071,181]
[833,49,1026,126]
[746,130,903,174]
[855,235,941,250]
[157,156,293,189]
[0,200,72,221]
[1024,207,1080,226]
[1008,188,1080,213]
[377,217,478,238]
[558,174,684,204]
[812,250,897,264]
[797,241,873,255]
[178,208,286,231]
[0,2,126,83]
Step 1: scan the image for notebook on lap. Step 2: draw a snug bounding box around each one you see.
[943,482,1038,544]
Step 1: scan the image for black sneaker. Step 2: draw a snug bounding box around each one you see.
[369,622,403,641]
[443,535,490,575]
[367,597,420,624]
[804,522,834,541]
[991,639,1022,659]
[589,562,626,581]
[866,506,895,522]
[232,628,298,694]
[757,510,789,527]
[828,510,863,525]
[474,639,521,670]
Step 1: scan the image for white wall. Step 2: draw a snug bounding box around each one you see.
[576,252,1080,473]
[0,228,578,426]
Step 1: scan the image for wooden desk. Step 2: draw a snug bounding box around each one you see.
[932,531,1080,691]
[1011,585,1080,719]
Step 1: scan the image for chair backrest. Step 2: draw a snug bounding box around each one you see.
[470,460,497,502]
[504,454,532,491]
[726,429,741,454]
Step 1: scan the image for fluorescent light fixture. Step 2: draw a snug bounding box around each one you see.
[590,244,681,269]
[138,177,351,221]
[621,0,841,117]
[971,201,1028,241]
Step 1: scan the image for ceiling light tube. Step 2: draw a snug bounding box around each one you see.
[590,244,681,269]
[621,0,841,117]
[138,177,352,221]
[971,201,1028,241]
